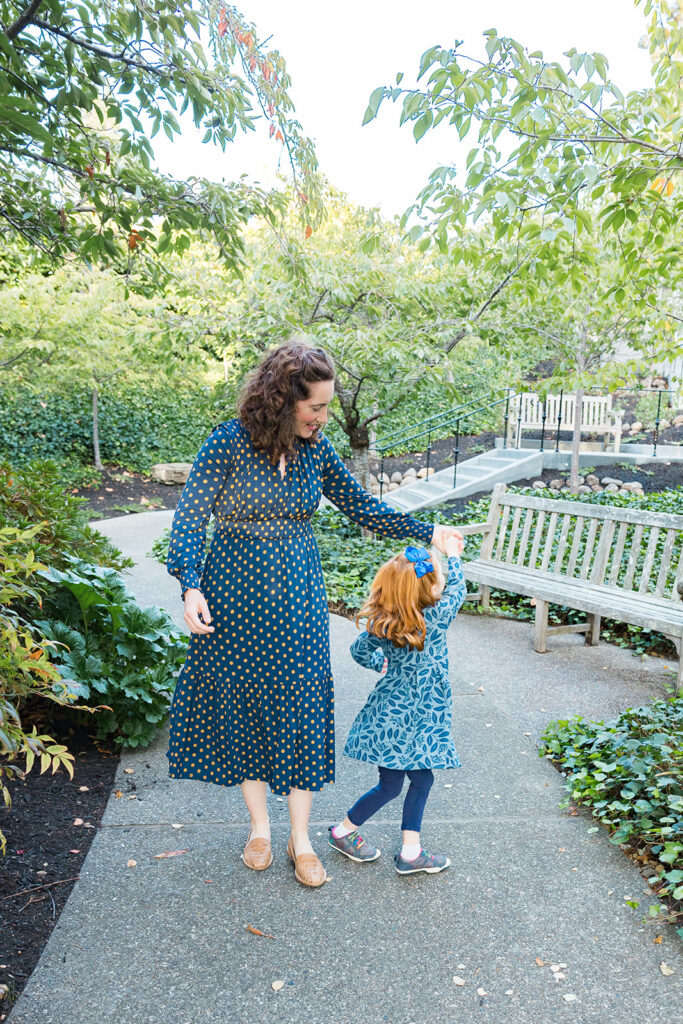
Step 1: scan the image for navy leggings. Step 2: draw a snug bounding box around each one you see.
[347,766,434,833]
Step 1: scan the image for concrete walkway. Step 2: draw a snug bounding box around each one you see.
[7,511,682,1024]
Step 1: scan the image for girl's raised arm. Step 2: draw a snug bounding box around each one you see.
[427,555,468,630]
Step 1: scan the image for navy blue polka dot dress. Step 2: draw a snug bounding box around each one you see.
[165,418,434,796]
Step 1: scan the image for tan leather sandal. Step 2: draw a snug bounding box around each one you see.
[241,829,273,871]
[286,837,327,888]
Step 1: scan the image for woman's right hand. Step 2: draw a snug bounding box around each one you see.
[183,588,215,634]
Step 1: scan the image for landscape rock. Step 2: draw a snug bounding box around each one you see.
[630,421,643,433]
[560,486,571,494]
[417,467,435,479]
[605,483,620,493]
[150,462,192,485]
[549,478,563,490]
[387,482,400,491]
[621,422,631,432]
[585,474,599,485]
[391,471,403,484]
[577,485,592,494]
[601,477,623,486]
[618,488,631,495]
[378,472,391,484]
[590,484,603,492]
[532,480,545,489]
[659,419,670,430]
[403,467,417,479]
[369,474,378,487]
[673,414,683,428]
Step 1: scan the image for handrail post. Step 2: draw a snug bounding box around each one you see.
[425,427,432,478]
[503,389,511,450]
[555,388,563,453]
[516,395,523,449]
[540,397,547,453]
[654,388,662,457]
[379,454,384,500]
[453,419,461,488]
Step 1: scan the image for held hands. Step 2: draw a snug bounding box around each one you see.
[432,524,465,558]
[183,588,215,634]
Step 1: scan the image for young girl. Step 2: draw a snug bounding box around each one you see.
[329,533,466,874]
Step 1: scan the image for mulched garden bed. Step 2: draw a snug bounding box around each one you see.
[0,708,120,1017]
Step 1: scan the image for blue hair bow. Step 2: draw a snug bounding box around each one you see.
[404,545,434,578]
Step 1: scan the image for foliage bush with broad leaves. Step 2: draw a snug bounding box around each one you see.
[539,698,683,935]
[33,557,187,749]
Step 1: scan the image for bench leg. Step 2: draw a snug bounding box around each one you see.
[586,613,601,646]
[533,600,549,653]
[481,585,491,611]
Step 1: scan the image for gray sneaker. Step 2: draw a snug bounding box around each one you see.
[328,826,381,863]
[394,848,450,875]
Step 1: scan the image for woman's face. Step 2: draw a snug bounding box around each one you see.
[294,378,335,438]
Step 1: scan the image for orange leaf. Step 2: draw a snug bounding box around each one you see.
[305,225,312,239]
[153,849,189,859]
[275,129,284,143]
[269,123,275,138]
[665,180,674,196]
[245,924,275,938]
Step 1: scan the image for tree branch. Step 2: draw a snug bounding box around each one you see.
[4,0,44,41]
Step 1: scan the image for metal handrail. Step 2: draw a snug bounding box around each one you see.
[371,391,493,448]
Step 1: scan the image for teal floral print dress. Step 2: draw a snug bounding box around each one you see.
[164,418,434,796]
[343,555,466,770]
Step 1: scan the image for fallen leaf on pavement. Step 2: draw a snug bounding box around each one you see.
[171,823,184,829]
[73,818,84,826]
[505,988,514,995]
[535,958,544,966]
[477,987,487,996]
[453,977,466,986]
[660,963,674,976]
[563,993,577,1002]
[69,849,81,854]
[123,768,134,774]
[115,790,123,799]
[153,849,188,859]
[78,786,89,792]
[271,980,284,991]
[246,925,274,939]
[126,859,137,867]
[654,935,662,944]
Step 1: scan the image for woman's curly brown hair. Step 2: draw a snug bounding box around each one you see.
[237,342,335,463]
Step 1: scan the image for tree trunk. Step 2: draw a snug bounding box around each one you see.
[351,444,372,491]
[569,387,583,493]
[92,385,104,471]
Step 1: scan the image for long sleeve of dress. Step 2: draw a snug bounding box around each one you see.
[350,631,386,672]
[427,555,467,629]
[166,423,235,598]
[319,435,434,544]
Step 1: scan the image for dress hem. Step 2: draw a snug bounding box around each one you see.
[342,749,462,771]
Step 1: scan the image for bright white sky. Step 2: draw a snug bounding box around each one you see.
[151,0,653,219]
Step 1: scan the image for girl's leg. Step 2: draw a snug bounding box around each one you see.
[401,769,434,853]
[287,786,315,856]
[341,767,405,830]
[240,779,270,840]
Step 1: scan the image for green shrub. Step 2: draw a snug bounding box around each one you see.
[539,697,683,933]
[34,556,188,748]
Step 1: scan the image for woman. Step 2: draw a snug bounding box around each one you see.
[165,342,462,888]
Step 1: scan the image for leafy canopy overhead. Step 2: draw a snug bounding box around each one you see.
[0,0,320,277]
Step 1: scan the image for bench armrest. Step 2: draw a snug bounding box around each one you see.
[451,522,491,536]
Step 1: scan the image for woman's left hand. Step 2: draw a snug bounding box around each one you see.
[432,524,464,556]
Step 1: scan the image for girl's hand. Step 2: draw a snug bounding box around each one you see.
[432,524,464,556]
[183,588,215,634]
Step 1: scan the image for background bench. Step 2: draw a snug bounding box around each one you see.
[507,392,623,451]
[457,483,683,690]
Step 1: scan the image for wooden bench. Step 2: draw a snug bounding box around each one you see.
[507,392,623,451]
[456,483,683,690]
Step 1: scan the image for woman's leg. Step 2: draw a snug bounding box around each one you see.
[401,769,435,848]
[288,786,315,856]
[342,767,406,830]
[240,779,270,840]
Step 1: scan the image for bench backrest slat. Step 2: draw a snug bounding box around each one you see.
[554,514,572,573]
[671,542,683,601]
[541,512,559,571]
[656,530,678,597]
[506,507,523,563]
[623,524,644,589]
[639,527,661,594]
[566,516,585,577]
[516,508,535,566]
[591,519,616,585]
[495,505,511,561]
[609,523,629,586]
[528,511,546,570]
[580,519,599,579]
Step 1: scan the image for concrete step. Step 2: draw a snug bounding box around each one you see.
[382,448,543,512]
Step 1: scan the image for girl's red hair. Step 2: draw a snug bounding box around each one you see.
[355,550,440,651]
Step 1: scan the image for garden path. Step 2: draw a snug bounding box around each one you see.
[7,510,682,1024]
